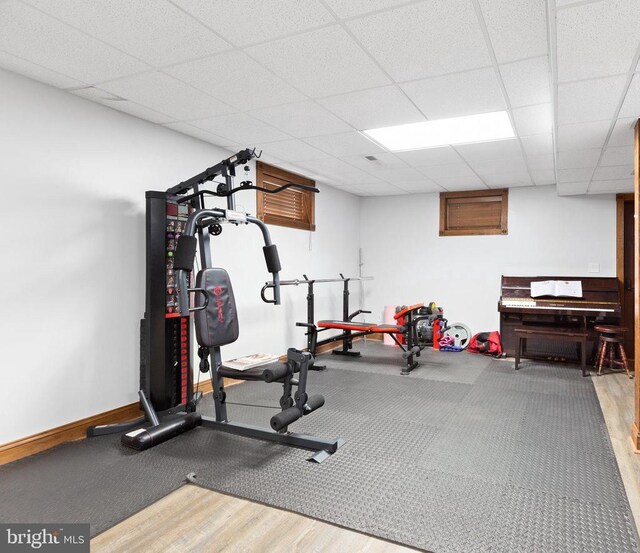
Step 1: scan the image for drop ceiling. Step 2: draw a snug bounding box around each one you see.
[0,0,638,196]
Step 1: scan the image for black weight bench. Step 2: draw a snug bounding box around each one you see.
[514,326,589,377]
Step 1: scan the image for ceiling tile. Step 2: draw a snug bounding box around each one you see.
[482,171,532,187]
[317,85,424,130]
[557,167,594,183]
[455,139,522,161]
[346,0,491,82]
[307,160,386,185]
[588,179,633,194]
[189,112,290,144]
[608,117,637,147]
[258,139,330,162]
[165,50,305,111]
[435,175,487,191]
[172,0,334,47]
[592,165,634,181]
[71,87,176,123]
[322,0,411,18]
[395,146,463,167]
[619,73,640,118]
[100,71,234,120]
[520,133,554,157]
[556,120,610,150]
[477,0,547,63]
[248,101,351,138]
[109,101,180,125]
[245,26,389,97]
[527,154,555,171]
[557,75,627,125]
[557,182,588,195]
[0,1,149,83]
[276,162,317,180]
[369,165,426,183]
[499,56,551,107]
[346,183,407,196]
[531,169,555,185]
[419,162,478,179]
[469,156,528,176]
[162,121,240,146]
[0,51,86,89]
[601,145,635,166]
[395,179,443,193]
[512,104,553,136]
[24,0,230,67]
[557,0,640,82]
[557,148,602,169]
[400,67,505,119]
[304,132,384,156]
[338,153,404,172]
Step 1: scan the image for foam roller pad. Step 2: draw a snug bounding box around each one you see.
[263,244,281,273]
[270,406,302,431]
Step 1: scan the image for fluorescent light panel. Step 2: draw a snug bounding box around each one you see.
[363,111,515,151]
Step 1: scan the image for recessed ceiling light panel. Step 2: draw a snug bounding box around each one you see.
[363,111,516,151]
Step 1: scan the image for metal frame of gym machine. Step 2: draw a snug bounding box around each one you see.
[261,275,374,370]
[88,148,343,462]
[262,275,426,373]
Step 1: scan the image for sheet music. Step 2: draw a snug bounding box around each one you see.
[530,280,583,298]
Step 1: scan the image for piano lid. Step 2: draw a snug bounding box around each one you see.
[499,275,621,310]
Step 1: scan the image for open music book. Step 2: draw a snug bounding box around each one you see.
[224,353,280,371]
[530,280,583,299]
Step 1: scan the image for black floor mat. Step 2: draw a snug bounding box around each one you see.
[0,343,637,553]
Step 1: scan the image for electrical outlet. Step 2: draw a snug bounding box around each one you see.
[588,262,600,273]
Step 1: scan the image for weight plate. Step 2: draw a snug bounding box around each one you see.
[442,323,472,349]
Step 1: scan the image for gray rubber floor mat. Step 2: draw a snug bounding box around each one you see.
[0,343,637,553]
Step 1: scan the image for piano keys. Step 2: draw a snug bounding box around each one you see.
[498,276,621,359]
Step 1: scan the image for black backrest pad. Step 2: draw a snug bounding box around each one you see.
[195,268,240,347]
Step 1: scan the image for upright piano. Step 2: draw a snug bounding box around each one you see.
[498,276,621,359]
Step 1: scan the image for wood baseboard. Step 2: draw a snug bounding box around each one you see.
[0,402,143,466]
[0,338,364,466]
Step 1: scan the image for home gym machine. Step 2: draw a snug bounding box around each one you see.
[88,148,343,462]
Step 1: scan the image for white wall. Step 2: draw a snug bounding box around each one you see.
[0,69,360,444]
[359,185,616,333]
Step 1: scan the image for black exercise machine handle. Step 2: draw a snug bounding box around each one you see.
[177,182,318,204]
[175,209,282,314]
[347,309,372,321]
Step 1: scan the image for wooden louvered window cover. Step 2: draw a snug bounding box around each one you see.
[256,161,316,231]
[439,189,508,236]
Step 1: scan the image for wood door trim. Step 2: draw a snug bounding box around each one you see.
[633,119,640,451]
[617,193,634,292]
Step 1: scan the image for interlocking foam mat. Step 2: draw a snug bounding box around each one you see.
[1,342,637,553]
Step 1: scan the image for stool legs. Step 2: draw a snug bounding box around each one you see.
[619,342,633,379]
[596,337,606,376]
[595,333,633,378]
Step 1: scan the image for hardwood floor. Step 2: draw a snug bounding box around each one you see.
[592,372,640,533]
[91,484,418,553]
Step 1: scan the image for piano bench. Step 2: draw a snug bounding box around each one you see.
[513,327,589,377]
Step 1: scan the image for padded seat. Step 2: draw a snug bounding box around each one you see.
[219,360,291,382]
[374,324,404,333]
[318,320,375,332]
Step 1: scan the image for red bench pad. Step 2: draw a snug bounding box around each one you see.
[318,320,376,332]
[374,324,404,333]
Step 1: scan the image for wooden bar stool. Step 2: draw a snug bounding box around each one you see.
[594,325,633,378]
